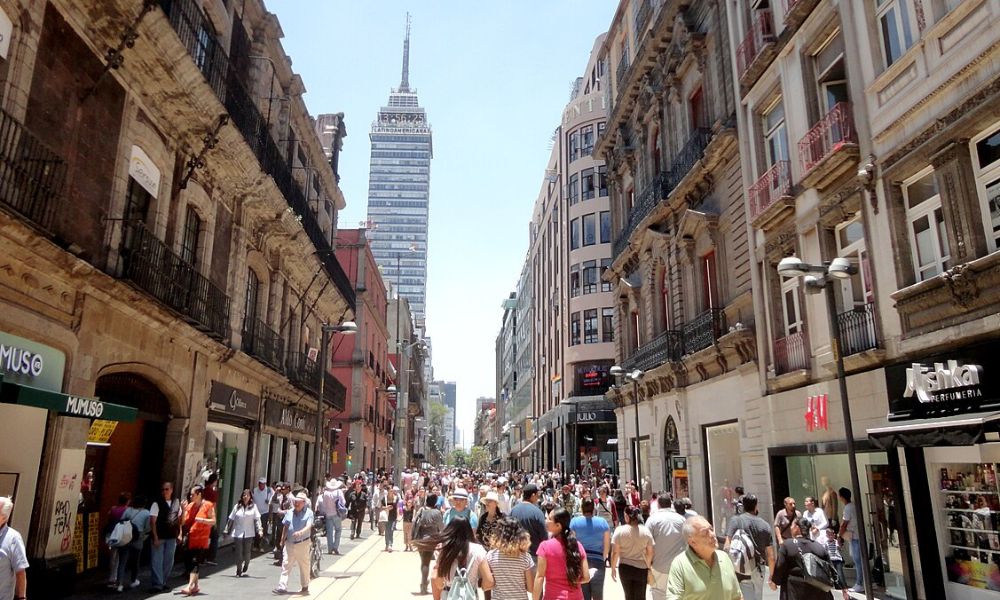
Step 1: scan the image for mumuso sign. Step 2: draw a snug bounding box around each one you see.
[886,343,1000,421]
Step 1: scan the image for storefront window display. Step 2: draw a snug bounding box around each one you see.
[932,459,1000,592]
[256,433,271,482]
[203,424,248,527]
[705,422,742,532]
[638,437,651,485]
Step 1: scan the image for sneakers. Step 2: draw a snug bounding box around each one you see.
[116,584,124,593]
[272,588,288,595]
[851,585,865,593]
[130,580,141,589]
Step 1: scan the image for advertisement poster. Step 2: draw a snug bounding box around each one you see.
[45,448,84,558]
[672,456,689,498]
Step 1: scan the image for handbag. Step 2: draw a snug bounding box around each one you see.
[793,539,837,592]
[378,509,389,523]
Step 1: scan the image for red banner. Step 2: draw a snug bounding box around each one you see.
[805,394,828,432]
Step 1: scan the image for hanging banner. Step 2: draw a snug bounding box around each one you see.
[671,455,689,498]
[806,394,829,432]
[128,145,161,198]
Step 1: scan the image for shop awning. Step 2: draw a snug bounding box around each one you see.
[0,376,137,422]
[518,434,542,457]
[868,412,1000,449]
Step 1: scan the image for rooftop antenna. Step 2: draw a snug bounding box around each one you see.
[400,13,411,92]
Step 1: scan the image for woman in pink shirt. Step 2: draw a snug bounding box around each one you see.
[533,507,591,600]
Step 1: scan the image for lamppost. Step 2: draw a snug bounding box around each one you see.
[610,366,644,485]
[777,256,872,600]
[315,320,357,496]
[390,338,424,487]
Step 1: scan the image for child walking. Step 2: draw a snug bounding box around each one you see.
[826,521,850,600]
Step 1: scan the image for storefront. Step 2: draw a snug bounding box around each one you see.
[568,403,617,477]
[869,340,1000,600]
[704,421,743,532]
[204,381,258,530]
[261,392,318,488]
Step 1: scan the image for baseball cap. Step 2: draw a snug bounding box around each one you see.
[257,477,267,484]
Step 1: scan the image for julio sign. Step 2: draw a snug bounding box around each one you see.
[208,381,260,420]
[886,343,1000,421]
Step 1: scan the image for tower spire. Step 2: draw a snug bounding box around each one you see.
[400,13,411,92]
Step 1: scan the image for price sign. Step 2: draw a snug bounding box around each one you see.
[87,420,118,444]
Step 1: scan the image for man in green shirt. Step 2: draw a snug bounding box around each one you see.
[666,516,743,599]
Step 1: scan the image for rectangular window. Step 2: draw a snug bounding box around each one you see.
[570,264,581,298]
[690,87,707,129]
[597,121,606,140]
[781,278,803,335]
[581,125,595,157]
[904,169,950,281]
[180,206,201,266]
[584,309,599,343]
[701,251,719,311]
[581,168,596,200]
[763,100,789,167]
[583,213,596,246]
[598,165,609,197]
[570,312,581,346]
[600,211,612,244]
[602,308,614,342]
[570,218,580,250]
[244,269,260,322]
[568,174,580,206]
[835,214,873,308]
[601,258,613,292]
[973,125,1000,251]
[583,260,598,294]
[124,177,152,224]
[569,132,580,163]
[876,0,915,67]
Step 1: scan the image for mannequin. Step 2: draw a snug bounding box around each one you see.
[820,475,839,519]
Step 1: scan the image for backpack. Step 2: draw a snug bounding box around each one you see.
[447,567,478,600]
[107,518,135,548]
[728,526,758,577]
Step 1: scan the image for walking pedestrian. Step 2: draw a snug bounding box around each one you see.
[594,486,618,529]
[610,506,653,600]
[0,497,28,600]
[203,473,220,565]
[384,486,400,551]
[252,477,274,551]
[534,507,590,600]
[571,499,611,600]
[419,516,494,600]
[665,516,741,600]
[149,482,181,593]
[645,494,687,600]
[824,522,851,600]
[724,493,777,600]
[774,497,801,545]
[403,488,418,552]
[485,517,534,600]
[476,491,504,551]
[771,517,835,600]
[318,478,347,555]
[412,493,444,595]
[119,495,151,592]
[273,492,314,595]
[803,496,828,542]
[445,488,479,528]
[271,483,291,564]
[347,478,369,540]
[511,484,547,560]
[104,493,130,589]
[371,481,383,533]
[179,485,215,597]
[226,489,263,577]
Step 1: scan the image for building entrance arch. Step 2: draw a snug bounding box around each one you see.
[663,415,679,494]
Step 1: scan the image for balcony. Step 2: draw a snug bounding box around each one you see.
[616,51,631,99]
[285,352,347,411]
[736,10,776,87]
[119,222,230,340]
[664,127,712,195]
[774,330,809,375]
[0,108,66,231]
[749,161,794,230]
[241,316,285,372]
[634,0,652,39]
[782,0,819,26]
[158,0,356,311]
[798,102,859,190]
[622,330,683,372]
[682,308,727,355]
[612,172,668,259]
[837,302,880,356]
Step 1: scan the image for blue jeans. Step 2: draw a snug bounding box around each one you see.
[385,518,396,548]
[850,538,864,588]
[326,515,343,553]
[582,557,605,600]
[150,538,177,588]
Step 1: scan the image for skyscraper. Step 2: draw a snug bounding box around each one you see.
[366,15,433,329]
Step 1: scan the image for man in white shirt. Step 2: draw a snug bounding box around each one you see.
[803,496,828,541]
[0,496,28,600]
[251,477,274,550]
[839,487,863,593]
[496,477,512,513]
[647,494,688,600]
[317,479,346,555]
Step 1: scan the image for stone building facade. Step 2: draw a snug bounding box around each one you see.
[0,0,354,593]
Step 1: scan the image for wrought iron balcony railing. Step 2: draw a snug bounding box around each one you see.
[634,0,653,38]
[622,330,683,372]
[285,352,347,411]
[159,0,356,311]
[241,316,285,372]
[736,10,775,81]
[612,171,669,258]
[616,50,631,98]
[0,108,66,230]
[837,301,880,356]
[798,102,857,175]
[120,221,230,340]
[748,160,793,222]
[664,127,712,194]
[774,329,809,375]
[682,308,727,354]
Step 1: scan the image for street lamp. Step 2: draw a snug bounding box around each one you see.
[777,256,872,600]
[393,339,425,486]
[315,320,357,496]
[610,365,644,486]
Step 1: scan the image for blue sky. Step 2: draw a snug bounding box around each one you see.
[273,1,617,446]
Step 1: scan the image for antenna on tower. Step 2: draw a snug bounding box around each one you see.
[400,13,411,92]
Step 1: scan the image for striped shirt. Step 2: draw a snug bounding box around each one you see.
[486,549,534,600]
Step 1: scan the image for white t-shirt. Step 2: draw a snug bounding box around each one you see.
[439,542,488,588]
[842,502,858,539]
[804,507,828,541]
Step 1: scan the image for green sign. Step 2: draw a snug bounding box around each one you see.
[0,376,137,422]
[0,331,66,392]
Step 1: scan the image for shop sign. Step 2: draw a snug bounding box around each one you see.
[0,377,137,422]
[128,145,160,198]
[886,343,1000,420]
[671,456,689,497]
[87,419,118,445]
[265,401,316,434]
[805,394,829,432]
[208,381,260,420]
[570,409,616,424]
[0,331,66,392]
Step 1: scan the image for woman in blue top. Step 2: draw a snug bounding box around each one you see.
[570,499,611,600]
